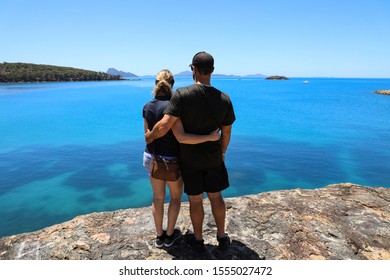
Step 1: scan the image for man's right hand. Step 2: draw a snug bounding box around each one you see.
[209,129,221,142]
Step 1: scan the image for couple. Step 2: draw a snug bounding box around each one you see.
[143,52,236,252]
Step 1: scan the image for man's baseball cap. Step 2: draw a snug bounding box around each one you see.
[190,51,214,69]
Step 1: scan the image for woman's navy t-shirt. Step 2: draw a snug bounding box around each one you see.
[143,95,179,157]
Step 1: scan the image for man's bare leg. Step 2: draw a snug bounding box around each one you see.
[207,191,226,238]
[188,193,204,240]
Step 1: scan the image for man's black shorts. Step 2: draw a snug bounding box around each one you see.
[180,163,229,195]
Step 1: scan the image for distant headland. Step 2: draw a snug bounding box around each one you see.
[174,70,267,79]
[107,68,138,78]
[0,62,122,83]
[0,62,281,83]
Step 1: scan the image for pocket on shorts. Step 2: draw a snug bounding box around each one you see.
[143,152,153,175]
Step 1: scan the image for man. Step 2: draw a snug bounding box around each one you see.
[145,51,235,251]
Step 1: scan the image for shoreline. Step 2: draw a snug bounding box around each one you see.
[0,79,126,85]
[2,77,390,85]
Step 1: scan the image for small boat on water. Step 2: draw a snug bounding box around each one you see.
[303,80,309,84]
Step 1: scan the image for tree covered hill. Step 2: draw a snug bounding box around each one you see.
[0,62,122,83]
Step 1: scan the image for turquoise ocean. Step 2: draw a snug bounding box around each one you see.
[1,77,389,237]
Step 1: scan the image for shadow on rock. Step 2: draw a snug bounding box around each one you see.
[163,237,265,260]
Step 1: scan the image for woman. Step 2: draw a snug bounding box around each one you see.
[143,69,219,248]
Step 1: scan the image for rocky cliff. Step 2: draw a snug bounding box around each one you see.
[0,183,389,260]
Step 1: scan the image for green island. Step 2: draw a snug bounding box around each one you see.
[266,75,289,80]
[0,62,122,83]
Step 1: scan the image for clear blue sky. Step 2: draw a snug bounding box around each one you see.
[1,0,389,77]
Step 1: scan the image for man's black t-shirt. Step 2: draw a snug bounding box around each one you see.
[164,84,235,168]
[143,96,179,157]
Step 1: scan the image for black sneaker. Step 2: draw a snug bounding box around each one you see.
[154,231,166,248]
[217,234,230,249]
[164,228,182,247]
[186,233,205,253]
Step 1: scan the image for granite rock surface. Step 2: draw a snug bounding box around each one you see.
[375,90,390,95]
[1,183,389,260]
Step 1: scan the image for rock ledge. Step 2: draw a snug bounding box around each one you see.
[1,183,389,260]
[375,90,390,95]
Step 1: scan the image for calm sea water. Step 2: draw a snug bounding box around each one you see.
[0,78,389,237]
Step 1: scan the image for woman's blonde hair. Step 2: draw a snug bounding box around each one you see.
[153,69,174,96]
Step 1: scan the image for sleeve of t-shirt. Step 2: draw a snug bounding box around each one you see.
[164,89,181,117]
[222,98,236,126]
[142,104,147,118]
